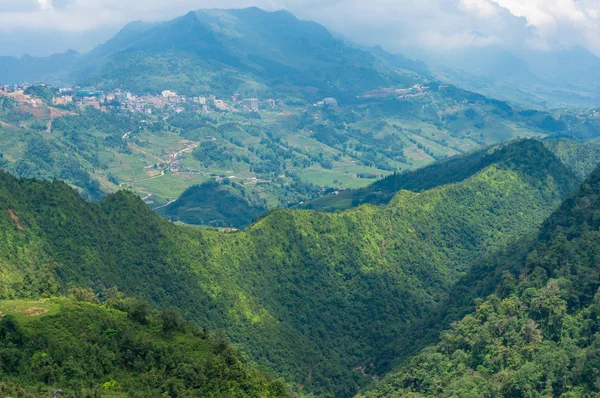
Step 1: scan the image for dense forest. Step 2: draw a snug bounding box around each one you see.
[0,139,583,396]
[360,154,600,397]
[0,296,287,397]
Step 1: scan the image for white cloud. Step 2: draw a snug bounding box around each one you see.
[459,0,499,17]
[0,0,599,56]
[490,0,600,52]
[38,0,53,11]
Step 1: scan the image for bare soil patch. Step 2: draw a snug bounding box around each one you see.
[8,209,24,230]
[22,307,50,317]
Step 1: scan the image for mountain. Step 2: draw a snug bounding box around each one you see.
[69,8,427,100]
[361,159,600,397]
[0,50,80,85]
[0,297,287,397]
[523,47,600,86]
[3,9,600,112]
[0,8,428,99]
[0,139,580,396]
[436,46,541,85]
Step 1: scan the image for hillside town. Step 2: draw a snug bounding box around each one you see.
[0,83,290,116]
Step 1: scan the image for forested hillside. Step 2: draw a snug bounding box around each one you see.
[3,5,600,398]
[543,138,600,181]
[0,140,580,396]
[0,297,287,397]
[361,151,600,397]
[157,180,268,228]
[304,138,596,212]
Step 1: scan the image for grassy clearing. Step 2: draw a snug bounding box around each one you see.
[0,299,62,321]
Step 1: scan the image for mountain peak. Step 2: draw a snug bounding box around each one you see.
[67,7,426,98]
[181,10,201,21]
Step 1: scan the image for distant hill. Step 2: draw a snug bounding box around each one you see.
[0,139,579,396]
[428,46,600,109]
[0,50,79,85]
[303,138,600,213]
[157,180,268,228]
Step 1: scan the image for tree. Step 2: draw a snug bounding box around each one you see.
[161,308,185,334]
[126,299,149,324]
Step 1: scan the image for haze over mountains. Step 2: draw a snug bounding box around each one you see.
[2,3,600,109]
[425,45,600,109]
[2,8,427,101]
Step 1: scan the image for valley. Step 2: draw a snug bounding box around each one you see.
[3,79,600,228]
[1,5,600,398]
[0,139,588,396]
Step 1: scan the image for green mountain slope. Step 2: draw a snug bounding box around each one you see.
[0,297,287,397]
[360,154,600,397]
[303,138,587,212]
[0,139,579,396]
[157,180,268,228]
[543,138,600,181]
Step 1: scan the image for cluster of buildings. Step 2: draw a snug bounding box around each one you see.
[48,87,281,116]
[0,84,45,107]
[315,97,339,107]
[50,88,104,109]
[1,82,324,119]
[362,84,429,100]
[396,84,429,100]
[1,84,25,93]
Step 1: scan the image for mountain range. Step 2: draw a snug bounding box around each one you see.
[361,145,600,397]
[3,8,600,111]
[2,6,600,397]
[0,8,427,101]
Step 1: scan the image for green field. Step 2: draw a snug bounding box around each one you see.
[1,84,597,226]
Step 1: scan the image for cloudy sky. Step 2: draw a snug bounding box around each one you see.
[1,0,599,57]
